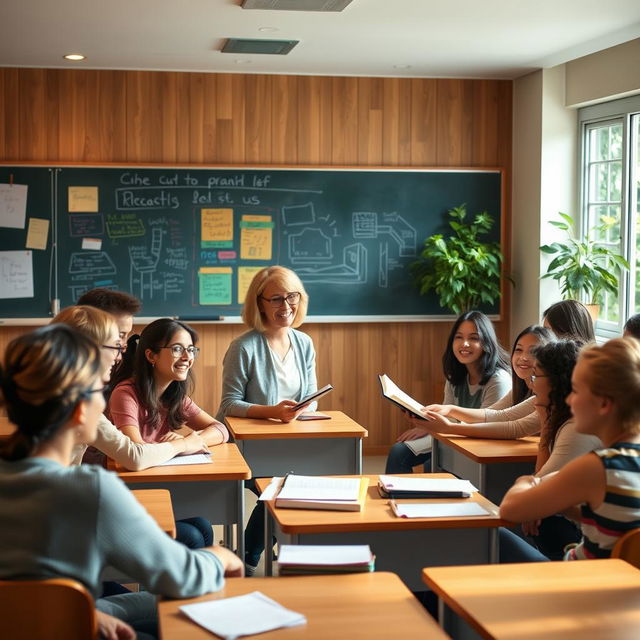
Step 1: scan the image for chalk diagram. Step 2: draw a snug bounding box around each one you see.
[129,226,162,300]
[67,251,117,301]
[281,203,417,287]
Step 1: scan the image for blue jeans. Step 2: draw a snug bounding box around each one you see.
[175,517,213,549]
[499,527,550,563]
[385,442,431,474]
[97,592,158,640]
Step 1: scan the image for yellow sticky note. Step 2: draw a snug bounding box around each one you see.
[201,208,233,247]
[25,218,50,251]
[238,266,265,304]
[68,186,99,213]
[240,215,273,260]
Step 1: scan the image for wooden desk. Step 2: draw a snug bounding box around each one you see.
[0,416,15,440]
[258,474,505,590]
[422,559,640,640]
[131,489,176,538]
[225,410,368,476]
[113,443,250,559]
[431,433,538,505]
[158,572,450,640]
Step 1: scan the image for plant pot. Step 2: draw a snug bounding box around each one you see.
[585,304,600,324]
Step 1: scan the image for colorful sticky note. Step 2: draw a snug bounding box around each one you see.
[240,215,273,260]
[201,208,233,248]
[238,266,265,304]
[25,218,50,250]
[68,186,99,213]
[198,267,232,305]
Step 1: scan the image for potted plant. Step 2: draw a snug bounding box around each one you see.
[540,212,629,318]
[410,204,504,314]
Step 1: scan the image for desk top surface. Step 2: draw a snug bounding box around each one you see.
[256,473,504,534]
[131,489,176,538]
[225,411,368,440]
[113,443,251,482]
[422,559,640,640]
[432,432,539,463]
[158,571,449,640]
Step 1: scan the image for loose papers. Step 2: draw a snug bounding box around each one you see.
[180,591,306,640]
[153,453,212,467]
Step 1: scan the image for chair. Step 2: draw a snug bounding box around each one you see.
[0,577,98,639]
[611,528,640,569]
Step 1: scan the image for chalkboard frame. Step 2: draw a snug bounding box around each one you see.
[0,163,505,324]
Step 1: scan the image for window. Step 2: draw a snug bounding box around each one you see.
[580,96,640,337]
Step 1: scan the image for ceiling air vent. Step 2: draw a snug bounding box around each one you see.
[242,0,354,11]
[221,38,299,55]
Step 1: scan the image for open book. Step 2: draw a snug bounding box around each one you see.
[264,475,369,512]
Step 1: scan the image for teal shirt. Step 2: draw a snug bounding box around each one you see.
[215,328,317,422]
[0,457,224,599]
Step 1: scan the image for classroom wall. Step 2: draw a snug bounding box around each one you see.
[0,68,512,453]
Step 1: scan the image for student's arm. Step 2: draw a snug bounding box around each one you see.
[499,453,606,523]
[186,409,229,446]
[479,369,512,408]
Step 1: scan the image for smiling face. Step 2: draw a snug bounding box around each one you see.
[512,332,539,384]
[146,328,195,385]
[566,358,606,436]
[452,320,484,368]
[258,280,299,332]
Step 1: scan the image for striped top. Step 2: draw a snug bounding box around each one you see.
[569,442,640,560]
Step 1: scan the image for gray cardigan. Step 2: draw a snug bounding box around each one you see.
[215,328,317,422]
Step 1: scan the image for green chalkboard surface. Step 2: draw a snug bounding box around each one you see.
[1,165,502,320]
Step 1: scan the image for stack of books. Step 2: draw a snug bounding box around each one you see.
[277,545,375,576]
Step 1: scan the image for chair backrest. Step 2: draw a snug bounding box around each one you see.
[611,528,640,569]
[0,577,97,640]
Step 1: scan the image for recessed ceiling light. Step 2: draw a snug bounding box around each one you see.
[258,27,279,33]
[64,54,86,61]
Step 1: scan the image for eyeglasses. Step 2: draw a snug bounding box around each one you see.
[161,345,200,358]
[102,344,124,356]
[529,374,549,384]
[82,385,110,400]
[260,292,301,308]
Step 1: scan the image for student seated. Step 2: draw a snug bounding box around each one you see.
[542,299,595,342]
[108,318,229,549]
[623,313,640,339]
[499,338,640,562]
[385,310,512,474]
[215,266,318,575]
[0,325,242,639]
[77,286,140,345]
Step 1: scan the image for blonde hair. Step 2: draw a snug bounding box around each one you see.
[52,305,118,345]
[241,266,309,332]
[579,337,640,434]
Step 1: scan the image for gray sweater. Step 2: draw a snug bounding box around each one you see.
[215,328,317,422]
[0,457,224,599]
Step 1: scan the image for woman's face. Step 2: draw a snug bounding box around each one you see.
[531,362,552,410]
[512,333,539,384]
[566,359,603,435]
[452,320,483,367]
[258,280,300,331]
[147,328,196,384]
[100,325,122,383]
[77,375,106,444]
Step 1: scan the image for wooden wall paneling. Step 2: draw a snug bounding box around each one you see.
[382,78,412,166]
[44,71,61,160]
[271,74,298,165]
[157,72,178,163]
[244,74,272,164]
[435,78,464,166]
[0,69,5,157]
[410,77,437,166]
[57,70,86,160]
[317,77,334,165]
[357,77,383,165]
[471,80,498,167]
[201,73,218,164]
[174,73,194,163]
[330,76,358,165]
[2,69,20,160]
[297,76,323,165]
[18,69,47,161]
[125,72,159,162]
[189,73,206,164]
[229,74,247,165]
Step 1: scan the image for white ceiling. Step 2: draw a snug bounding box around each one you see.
[2,0,640,80]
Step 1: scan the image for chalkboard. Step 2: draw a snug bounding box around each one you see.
[0,165,502,320]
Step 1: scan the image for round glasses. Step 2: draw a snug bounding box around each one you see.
[161,345,200,358]
[260,292,301,308]
[102,344,124,356]
[529,373,549,384]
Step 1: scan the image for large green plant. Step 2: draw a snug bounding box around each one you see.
[540,212,629,303]
[410,204,503,314]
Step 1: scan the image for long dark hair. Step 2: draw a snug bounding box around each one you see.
[110,318,198,431]
[442,310,509,388]
[531,339,581,449]
[510,325,555,405]
[0,325,101,461]
[543,300,595,343]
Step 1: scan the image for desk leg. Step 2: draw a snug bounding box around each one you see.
[236,480,244,562]
[437,597,445,628]
[264,507,273,576]
[478,463,486,495]
[489,528,498,563]
[355,438,362,475]
[431,439,439,472]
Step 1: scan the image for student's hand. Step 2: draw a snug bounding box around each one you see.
[396,426,430,442]
[207,545,245,577]
[181,431,208,455]
[421,410,453,431]
[272,400,304,423]
[522,519,541,537]
[424,403,453,416]
[96,611,136,640]
[160,431,184,442]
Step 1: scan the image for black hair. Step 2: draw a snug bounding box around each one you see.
[442,310,510,388]
[0,325,101,461]
[543,300,595,343]
[531,339,582,450]
[77,287,141,315]
[624,313,640,340]
[510,325,555,405]
[109,318,198,431]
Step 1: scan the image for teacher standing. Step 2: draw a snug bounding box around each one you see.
[216,266,318,573]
